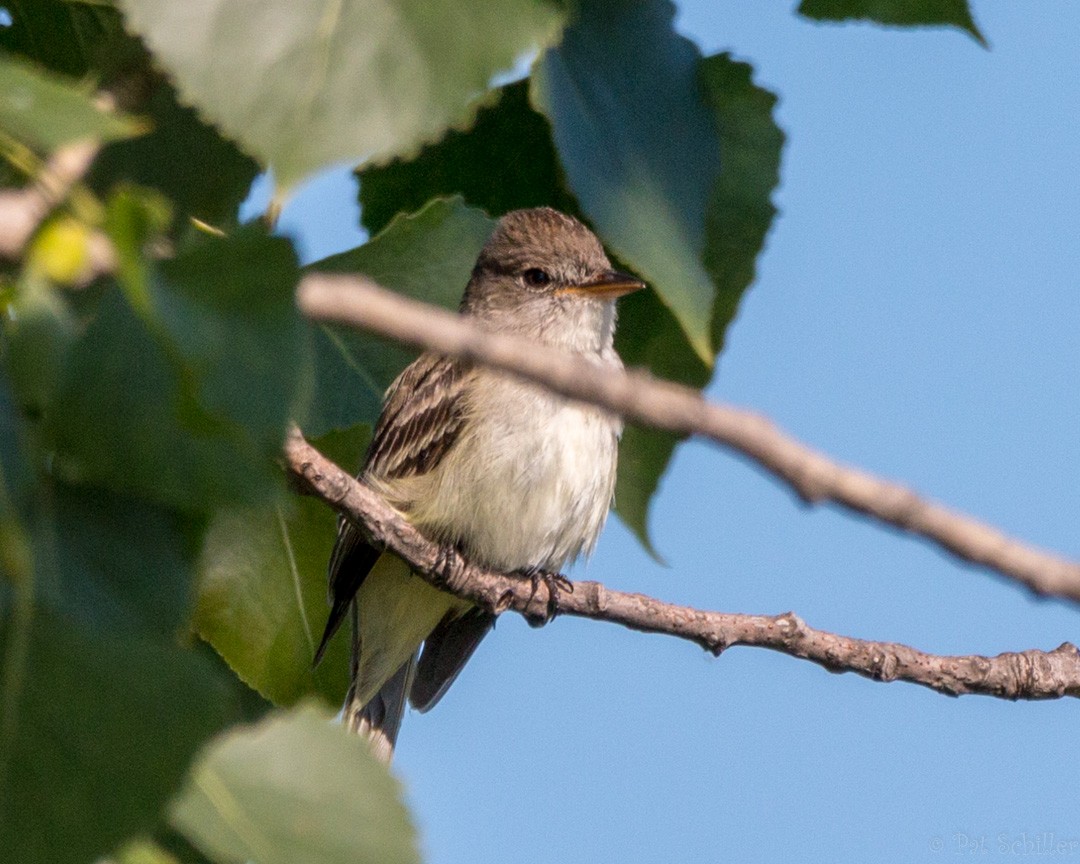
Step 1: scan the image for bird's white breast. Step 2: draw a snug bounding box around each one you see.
[406,371,620,573]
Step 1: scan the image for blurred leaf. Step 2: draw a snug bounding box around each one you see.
[195,426,366,707]
[532,0,721,363]
[358,80,577,236]
[45,282,277,510]
[154,225,308,459]
[0,271,79,420]
[116,0,566,188]
[798,0,986,45]
[0,370,32,512]
[305,197,493,436]
[0,603,236,864]
[0,54,144,151]
[171,702,421,864]
[43,196,308,511]
[108,838,184,864]
[44,483,202,636]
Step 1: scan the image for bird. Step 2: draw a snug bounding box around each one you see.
[313,207,644,761]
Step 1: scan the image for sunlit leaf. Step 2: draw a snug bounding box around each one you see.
[0,54,144,151]
[195,426,366,707]
[116,0,566,188]
[532,0,721,363]
[171,703,420,864]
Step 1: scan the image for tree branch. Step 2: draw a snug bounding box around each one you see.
[284,428,1080,701]
[297,273,1080,605]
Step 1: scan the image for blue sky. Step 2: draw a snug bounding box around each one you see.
[261,2,1080,861]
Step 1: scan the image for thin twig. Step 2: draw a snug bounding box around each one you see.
[284,428,1080,701]
[296,273,1080,605]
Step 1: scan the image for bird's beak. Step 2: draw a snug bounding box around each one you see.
[558,270,646,300]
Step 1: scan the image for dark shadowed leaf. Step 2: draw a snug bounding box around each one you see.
[357,80,578,236]
[0,604,235,864]
[0,0,127,78]
[532,0,721,362]
[171,703,420,864]
[699,53,784,350]
[798,0,986,45]
[195,426,366,707]
[304,197,493,436]
[116,0,565,188]
[0,272,79,421]
[0,472,237,864]
[46,285,277,509]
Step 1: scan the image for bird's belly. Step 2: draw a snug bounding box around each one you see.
[411,388,619,573]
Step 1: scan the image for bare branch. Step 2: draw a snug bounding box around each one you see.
[284,428,1080,701]
[297,273,1080,605]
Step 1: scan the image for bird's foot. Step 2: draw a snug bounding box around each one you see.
[432,543,459,590]
[522,568,573,627]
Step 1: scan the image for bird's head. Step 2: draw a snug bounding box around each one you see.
[461,208,644,352]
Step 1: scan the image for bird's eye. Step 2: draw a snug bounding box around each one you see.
[522,268,552,288]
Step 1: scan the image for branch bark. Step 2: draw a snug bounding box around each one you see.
[297,273,1080,605]
[284,428,1080,701]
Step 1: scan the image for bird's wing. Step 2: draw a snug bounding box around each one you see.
[410,606,495,712]
[313,353,472,666]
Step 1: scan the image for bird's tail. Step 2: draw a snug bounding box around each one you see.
[345,654,416,764]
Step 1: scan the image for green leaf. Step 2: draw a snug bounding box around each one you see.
[154,226,309,459]
[116,0,566,188]
[611,289,709,555]
[699,53,784,351]
[45,483,202,635]
[358,80,578,236]
[797,0,986,46]
[0,476,238,864]
[44,198,308,512]
[0,0,129,78]
[0,54,144,151]
[0,272,79,420]
[171,702,421,864]
[44,281,276,512]
[305,197,493,436]
[0,604,235,864]
[532,0,721,363]
[195,426,366,707]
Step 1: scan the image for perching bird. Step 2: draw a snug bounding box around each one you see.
[313,207,643,760]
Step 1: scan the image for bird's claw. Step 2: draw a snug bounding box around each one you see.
[523,569,572,627]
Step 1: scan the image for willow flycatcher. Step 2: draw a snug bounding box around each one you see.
[313,207,643,760]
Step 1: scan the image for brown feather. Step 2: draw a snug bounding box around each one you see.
[314,354,472,667]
